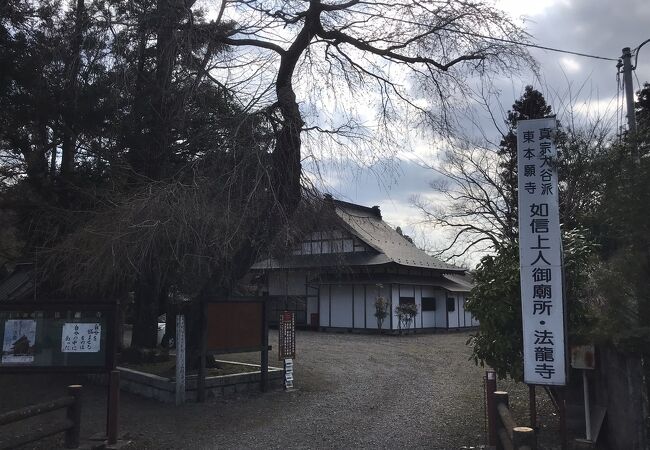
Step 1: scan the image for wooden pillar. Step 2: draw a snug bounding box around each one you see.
[197,302,207,403]
[107,370,119,445]
[486,370,498,447]
[64,385,82,449]
[559,388,568,450]
[260,299,269,392]
[175,315,186,406]
[529,384,537,430]
[494,391,509,450]
[513,426,536,449]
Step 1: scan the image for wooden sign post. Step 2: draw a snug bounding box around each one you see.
[175,314,186,406]
[279,311,296,390]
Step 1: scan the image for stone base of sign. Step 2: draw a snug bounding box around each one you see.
[87,360,284,403]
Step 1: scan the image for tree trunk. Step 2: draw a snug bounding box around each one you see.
[60,0,84,180]
[131,276,166,348]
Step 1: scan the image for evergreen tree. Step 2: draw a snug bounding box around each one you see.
[497,86,553,241]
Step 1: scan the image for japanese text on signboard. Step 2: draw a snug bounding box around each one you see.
[61,323,101,353]
[278,312,296,361]
[517,118,566,386]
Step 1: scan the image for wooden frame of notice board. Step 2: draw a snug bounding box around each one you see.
[0,301,118,373]
[197,298,269,401]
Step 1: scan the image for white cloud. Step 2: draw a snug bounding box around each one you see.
[559,57,581,74]
[496,0,561,19]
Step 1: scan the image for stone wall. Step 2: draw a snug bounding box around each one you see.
[88,360,284,403]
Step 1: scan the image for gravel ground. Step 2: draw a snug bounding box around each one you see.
[0,330,560,449]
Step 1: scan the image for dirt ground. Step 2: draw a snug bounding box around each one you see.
[0,330,560,449]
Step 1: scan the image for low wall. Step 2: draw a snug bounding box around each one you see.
[88,360,284,403]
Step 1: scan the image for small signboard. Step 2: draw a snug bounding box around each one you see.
[61,323,102,353]
[279,311,296,360]
[571,344,596,370]
[284,358,294,389]
[2,319,36,363]
[517,118,567,386]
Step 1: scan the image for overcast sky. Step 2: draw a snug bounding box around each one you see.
[317,0,650,267]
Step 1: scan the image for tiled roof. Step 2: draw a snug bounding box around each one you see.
[252,197,465,274]
[0,264,34,303]
[333,200,463,273]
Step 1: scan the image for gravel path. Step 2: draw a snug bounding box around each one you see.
[1,330,560,449]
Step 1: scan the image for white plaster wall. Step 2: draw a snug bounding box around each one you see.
[456,294,466,327]
[307,296,319,322]
[396,285,419,330]
[399,285,415,298]
[391,285,399,330]
[330,285,353,328]
[319,285,330,327]
[267,272,285,296]
[435,295,447,328]
[421,286,436,328]
[447,295,460,328]
[353,285,365,328]
[414,286,422,329]
[365,285,380,329]
[267,271,307,296]
[287,272,307,295]
[461,295,472,328]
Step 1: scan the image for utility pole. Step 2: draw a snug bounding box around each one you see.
[621,47,639,164]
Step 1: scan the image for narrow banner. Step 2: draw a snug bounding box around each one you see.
[517,118,566,386]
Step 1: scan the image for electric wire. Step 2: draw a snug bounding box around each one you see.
[344,10,620,62]
[438,28,619,62]
[633,38,650,69]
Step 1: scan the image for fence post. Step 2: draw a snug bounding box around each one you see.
[107,370,120,445]
[260,299,269,392]
[486,369,498,446]
[175,314,186,405]
[513,426,536,450]
[494,391,509,450]
[529,384,537,430]
[64,385,82,449]
[197,301,207,403]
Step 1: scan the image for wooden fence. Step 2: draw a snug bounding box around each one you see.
[488,391,537,450]
[0,385,82,449]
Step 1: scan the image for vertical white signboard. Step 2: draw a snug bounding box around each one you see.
[517,118,566,386]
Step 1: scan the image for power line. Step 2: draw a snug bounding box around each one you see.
[347,10,621,62]
[439,28,619,62]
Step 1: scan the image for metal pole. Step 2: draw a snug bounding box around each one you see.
[583,370,592,441]
[622,47,639,164]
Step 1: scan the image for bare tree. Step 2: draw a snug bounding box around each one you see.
[214,0,533,211]
[412,86,613,261]
[412,140,511,260]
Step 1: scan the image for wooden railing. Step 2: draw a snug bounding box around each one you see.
[0,385,82,449]
[491,390,536,450]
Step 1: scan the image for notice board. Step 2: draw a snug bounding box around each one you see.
[0,303,115,372]
[206,300,265,354]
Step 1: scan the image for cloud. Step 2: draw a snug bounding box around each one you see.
[312,0,650,267]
